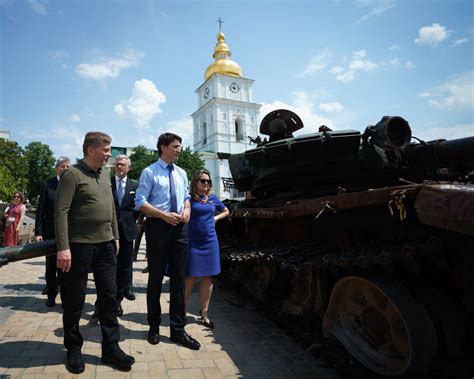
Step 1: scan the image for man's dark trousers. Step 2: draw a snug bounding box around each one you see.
[116,224,133,300]
[35,176,60,298]
[61,241,120,353]
[146,218,188,333]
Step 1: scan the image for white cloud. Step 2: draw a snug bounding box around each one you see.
[419,71,474,111]
[52,125,84,160]
[388,44,399,51]
[356,0,396,23]
[292,91,314,110]
[69,114,80,122]
[349,59,377,71]
[114,104,125,116]
[415,23,451,46]
[115,79,166,129]
[415,124,474,141]
[164,117,194,147]
[48,50,69,68]
[28,0,48,15]
[260,92,336,135]
[134,116,193,150]
[404,61,415,70]
[451,38,469,47]
[352,49,367,59]
[75,49,144,81]
[48,50,69,63]
[329,66,344,74]
[297,49,329,77]
[319,102,343,113]
[329,50,378,83]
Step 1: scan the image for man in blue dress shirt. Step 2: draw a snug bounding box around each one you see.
[135,132,200,350]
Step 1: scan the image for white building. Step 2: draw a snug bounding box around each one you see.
[0,129,11,140]
[191,30,261,199]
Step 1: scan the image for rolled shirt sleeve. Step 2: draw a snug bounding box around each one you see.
[134,167,153,211]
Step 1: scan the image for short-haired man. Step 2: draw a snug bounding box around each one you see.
[112,154,138,315]
[135,132,200,350]
[55,132,135,373]
[35,156,71,307]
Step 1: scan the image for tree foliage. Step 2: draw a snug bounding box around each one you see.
[176,146,205,180]
[0,139,27,200]
[128,145,158,180]
[24,141,55,204]
[128,145,205,181]
[0,166,23,202]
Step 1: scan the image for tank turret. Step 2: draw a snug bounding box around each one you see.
[229,110,474,199]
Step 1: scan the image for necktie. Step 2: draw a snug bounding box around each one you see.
[168,165,178,213]
[117,178,124,206]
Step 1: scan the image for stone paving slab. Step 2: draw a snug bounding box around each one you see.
[0,244,338,379]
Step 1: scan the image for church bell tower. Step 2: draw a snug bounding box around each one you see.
[191,22,261,199]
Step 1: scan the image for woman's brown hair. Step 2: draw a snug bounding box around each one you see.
[189,169,212,201]
[12,191,25,204]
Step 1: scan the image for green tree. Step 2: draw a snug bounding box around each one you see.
[0,166,23,202]
[176,146,205,179]
[24,141,55,204]
[0,139,27,197]
[128,145,205,181]
[128,145,158,180]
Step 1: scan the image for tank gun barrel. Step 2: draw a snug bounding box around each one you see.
[0,240,57,267]
[405,136,474,169]
[363,116,412,151]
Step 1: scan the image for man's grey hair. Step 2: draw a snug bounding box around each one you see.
[55,156,71,168]
[115,154,131,167]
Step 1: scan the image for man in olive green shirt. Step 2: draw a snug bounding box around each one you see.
[55,131,135,374]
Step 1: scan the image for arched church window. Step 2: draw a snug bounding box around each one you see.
[235,118,243,142]
[201,122,207,145]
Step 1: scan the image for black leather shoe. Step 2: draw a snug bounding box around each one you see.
[170,331,201,350]
[41,285,48,295]
[66,348,85,374]
[147,329,160,345]
[102,346,135,371]
[117,303,123,317]
[124,290,136,301]
[46,297,56,307]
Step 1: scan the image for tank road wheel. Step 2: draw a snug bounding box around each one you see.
[322,275,438,376]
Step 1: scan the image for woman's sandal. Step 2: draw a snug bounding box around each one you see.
[199,309,215,329]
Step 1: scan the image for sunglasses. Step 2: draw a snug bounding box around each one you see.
[14,195,21,198]
[198,179,212,185]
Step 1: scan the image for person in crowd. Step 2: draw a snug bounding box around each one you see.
[35,156,71,307]
[184,170,229,329]
[112,154,138,316]
[3,191,26,247]
[55,132,135,374]
[135,132,200,350]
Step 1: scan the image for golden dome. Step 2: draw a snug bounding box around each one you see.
[205,32,243,81]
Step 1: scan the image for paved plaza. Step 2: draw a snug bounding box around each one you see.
[0,242,337,379]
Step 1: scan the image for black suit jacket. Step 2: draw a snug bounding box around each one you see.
[35,176,59,240]
[112,177,139,242]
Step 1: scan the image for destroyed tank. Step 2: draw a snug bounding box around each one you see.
[218,109,474,377]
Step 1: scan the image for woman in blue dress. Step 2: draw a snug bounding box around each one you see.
[185,169,229,329]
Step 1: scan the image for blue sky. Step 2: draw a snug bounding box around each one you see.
[1,0,473,160]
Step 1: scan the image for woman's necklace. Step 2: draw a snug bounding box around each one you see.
[199,194,208,204]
